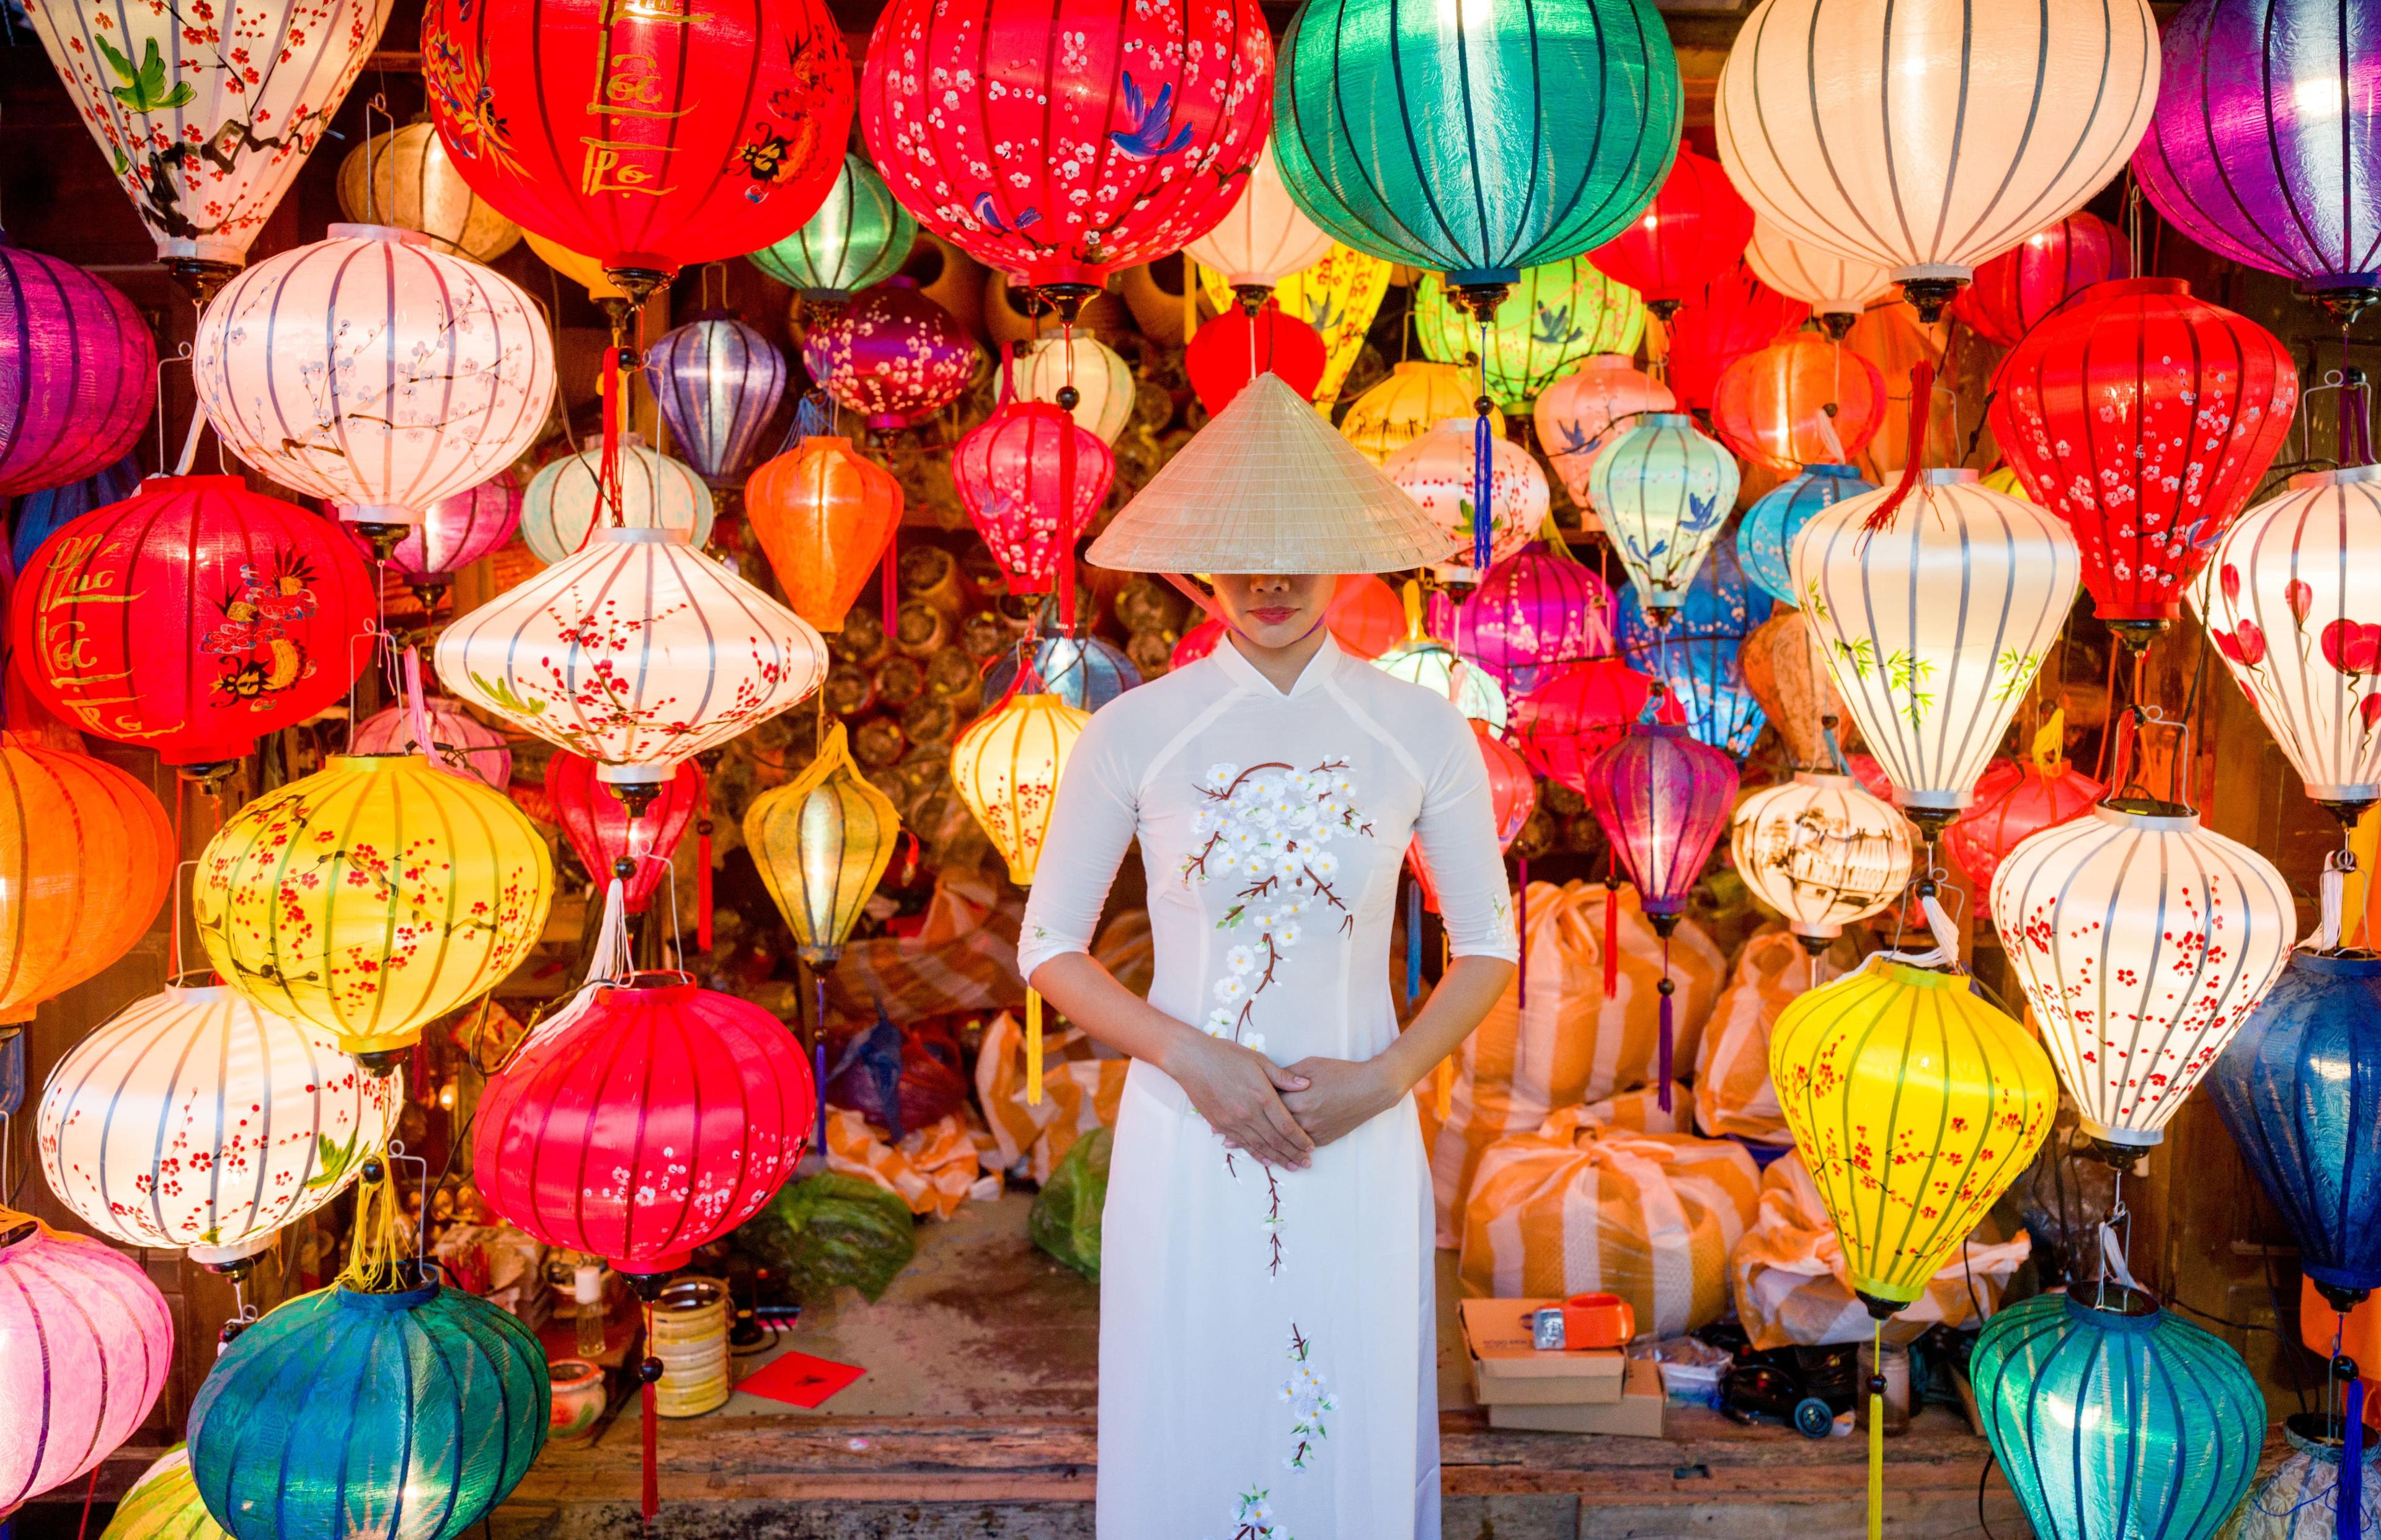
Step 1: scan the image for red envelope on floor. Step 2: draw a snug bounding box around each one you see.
[738,1349,865,1409]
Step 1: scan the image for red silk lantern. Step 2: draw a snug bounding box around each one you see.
[1710,332,1889,472]
[858,0,1272,299]
[420,0,853,296]
[1185,303,1328,415]
[1990,277,2297,641]
[547,752,704,915]
[1588,148,1755,319]
[1950,211,2130,348]
[1172,617,1226,671]
[1327,573,1409,660]
[743,436,902,632]
[13,476,375,778]
[1659,258,1810,413]
[1943,726,2106,894]
[474,975,814,1273]
[953,401,1114,617]
[1509,658,1667,794]
[1408,722,1535,909]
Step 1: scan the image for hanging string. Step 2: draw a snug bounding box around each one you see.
[1602,862,1621,1000]
[1472,312,1494,572]
[2343,1345,2367,1540]
[1056,323,1080,637]
[1656,934,1675,1113]
[594,340,629,550]
[640,1297,661,1523]
[696,811,714,954]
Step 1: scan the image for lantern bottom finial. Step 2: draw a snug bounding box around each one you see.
[2305,283,2381,329]
[604,267,675,311]
[189,1229,280,1276]
[1900,803,1961,841]
[2086,1136,2151,1172]
[1790,926,1837,957]
[2317,795,2379,830]
[350,521,411,562]
[1820,311,1858,342]
[1899,277,1964,325]
[611,780,664,818]
[165,256,242,304]
[350,1047,409,1078]
[1031,283,1102,325]
[1855,1289,1903,1322]
[2314,1280,2374,1314]
[177,759,242,787]
[2107,617,2168,653]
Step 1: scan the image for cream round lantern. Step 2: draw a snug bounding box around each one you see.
[1381,418,1549,580]
[1018,335,1137,445]
[1186,138,1334,298]
[1744,219,1894,337]
[1715,0,2160,318]
[336,121,523,263]
[521,433,715,565]
[1731,771,1913,952]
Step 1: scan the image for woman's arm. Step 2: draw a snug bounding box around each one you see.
[1277,954,1513,1147]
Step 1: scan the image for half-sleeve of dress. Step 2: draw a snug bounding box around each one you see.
[1017,705,1142,983]
[1411,714,1520,963]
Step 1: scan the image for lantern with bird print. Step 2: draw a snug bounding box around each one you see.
[1535,355,1676,516]
[1736,464,1876,608]
[1592,414,1741,620]
[1415,257,1647,412]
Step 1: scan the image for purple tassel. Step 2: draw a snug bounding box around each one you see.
[1657,934,1674,1112]
[2346,1378,2367,1540]
[814,969,830,1153]
[1472,405,1493,572]
[1515,858,1528,1007]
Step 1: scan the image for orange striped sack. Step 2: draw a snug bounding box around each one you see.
[824,1109,984,1220]
[1458,1105,1761,1339]
[1427,880,1726,1247]
[975,1010,1128,1184]
[1693,931,1819,1145]
[1729,1151,2031,1349]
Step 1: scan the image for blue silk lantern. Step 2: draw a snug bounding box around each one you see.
[2209,950,2381,1311]
[188,1279,548,1540]
[1616,527,1773,756]
[1736,464,1874,609]
[1592,412,1743,617]
[1971,1286,2264,1540]
[982,634,1142,714]
[11,452,140,570]
[643,313,788,489]
[746,153,918,303]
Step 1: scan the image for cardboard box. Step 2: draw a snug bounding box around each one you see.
[1460,1297,1627,1407]
[1485,1356,1667,1436]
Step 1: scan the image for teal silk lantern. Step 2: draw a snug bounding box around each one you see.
[1737,464,1876,609]
[188,1280,548,1540]
[747,154,918,303]
[1972,1286,2264,1540]
[1415,257,1647,410]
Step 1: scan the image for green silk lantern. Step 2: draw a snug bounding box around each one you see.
[747,154,918,304]
[1416,257,1646,410]
[101,1448,226,1540]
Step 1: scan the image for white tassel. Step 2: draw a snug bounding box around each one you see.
[1882,890,1965,971]
[518,878,632,1054]
[2317,848,2352,951]
[2097,1221,2141,1293]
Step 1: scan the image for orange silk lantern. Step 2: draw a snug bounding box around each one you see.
[743,436,902,632]
[0,733,174,1024]
[1710,332,1888,472]
[1327,575,1408,660]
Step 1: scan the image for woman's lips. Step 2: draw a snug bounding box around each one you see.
[1251,607,1298,624]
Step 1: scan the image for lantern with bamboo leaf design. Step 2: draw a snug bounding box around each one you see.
[746,723,902,967]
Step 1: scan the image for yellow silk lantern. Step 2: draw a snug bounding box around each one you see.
[525,233,628,303]
[745,724,901,966]
[1341,361,1507,466]
[336,122,522,263]
[194,754,554,1064]
[1201,243,1392,410]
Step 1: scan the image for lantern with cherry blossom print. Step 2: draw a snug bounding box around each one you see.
[1991,278,2298,645]
[1943,724,2108,893]
[1455,548,1616,695]
[1187,137,1334,299]
[644,314,787,489]
[1992,799,2296,1163]
[0,736,174,1027]
[1535,355,1675,516]
[1949,211,2130,347]
[1592,414,1740,618]
[1343,361,1507,467]
[747,154,918,304]
[1736,464,1876,611]
[0,237,154,497]
[1384,418,1550,580]
[743,436,903,632]
[1185,303,1328,415]
[951,692,1090,887]
[521,435,714,565]
[1745,220,1894,339]
[1711,332,1888,474]
[365,471,525,606]
[1415,257,1647,412]
[801,280,980,430]
[348,695,512,790]
[0,1213,172,1510]
[1587,148,1754,320]
[546,752,704,916]
[1731,771,1913,953]
[1656,259,1809,414]
[1510,658,1662,794]
[954,401,1115,613]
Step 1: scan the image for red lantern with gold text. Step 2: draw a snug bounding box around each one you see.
[1943,718,2106,894]
[1588,148,1754,319]
[1990,277,2298,645]
[1186,305,1327,415]
[858,0,1272,306]
[742,436,902,632]
[1659,259,1809,413]
[12,476,375,779]
[1949,211,2130,347]
[420,0,853,300]
[1710,332,1888,473]
[548,751,704,916]
[953,400,1113,627]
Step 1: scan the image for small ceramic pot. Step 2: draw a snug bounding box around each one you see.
[549,1359,607,1444]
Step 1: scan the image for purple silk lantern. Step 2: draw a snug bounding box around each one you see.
[1581,717,1738,1104]
[1457,548,1616,694]
[2134,0,2381,322]
[802,278,980,431]
[644,312,788,487]
[0,235,156,497]
[11,452,141,570]
[357,468,525,598]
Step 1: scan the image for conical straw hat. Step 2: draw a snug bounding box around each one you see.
[1087,372,1452,573]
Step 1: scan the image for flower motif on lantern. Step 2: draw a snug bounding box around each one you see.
[1711,332,1889,473]
[1186,301,1329,414]
[349,695,513,790]
[1736,463,1876,608]
[520,436,716,566]
[1592,413,1742,615]
[0,1215,173,1510]
[1510,658,1662,794]
[743,436,903,632]
[1730,771,1913,951]
[1949,211,2131,347]
[802,280,980,430]
[955,402,1116,598]
[1383,418,1550,578]
[1616,535,1775,756]
[748,153,919,303]
[1943,725,2107,893]
[1203,244,1394,410]
[1656,257,1810,413]
[1455,547,1616,695]
[1018,335,1138,444]
[337,120,523,263]
[1744,219,1894,337]
[1587,148,1755,318]
[746,722,903,965]
[951,693,1091,885]
[1416,257,1647,410]
[1187,136,1335,295]
[366,470,525,600]
[0,737,173,1027]
[1344,361,1507,467]
[1535,355,1677,516]
[546,751,705,918]
[644,314,788,489]
[0,237,154,497]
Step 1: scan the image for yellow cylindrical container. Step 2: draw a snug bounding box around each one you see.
[649,1276,732,1417]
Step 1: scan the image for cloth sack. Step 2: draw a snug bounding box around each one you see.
[1429,880,1725,1246]
[1729,1150,2031,1349]
[1694,931,1819,1145]
[1458,1104,1761,1339]
[824,1109,984,1220]
[975,1009,1129,1184]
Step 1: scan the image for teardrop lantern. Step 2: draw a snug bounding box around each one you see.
[337,119,524,263]
[951,693,1090,887]
[1710,332,1889,474]
[546,751,705,917]
[1455,548,1616,695]
[1736,463,1876,608]
[368,470,526,605]
[1343,361,1508,467]
[1186,136,1334,300]
[1383,418,1550,579]
[1587,147,1755,319]
[1535,355,1677,515]
[348,694,514,790]
[955,400,1116,608]
[0,1214,173,1510]
[1415,257,1647,410]
[1592,413,1742,619]
[643,313,788,489]
[521,435,715,565]
[747,153,919,304]
[1731,771,1913,952]
[743,436,903,632]
[802,280,980,430]
[1943,724,2108,894]
[1745,219,1895,339]
[1949,210,2131,347]
[745,723,902,967]
[0,738,172,1027]
[0,237,155,496]
[1615,536,1775,756]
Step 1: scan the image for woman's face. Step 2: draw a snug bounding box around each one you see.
[1209,574,1339,650]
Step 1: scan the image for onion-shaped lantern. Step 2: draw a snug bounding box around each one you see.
[0,1213,173,1510]
[1535,355,1675,515]
[1383,418,1549,580]
[1586,147,1754,319]
[802,279,979,430]
[38,986,401,1265]
[1018,336,1137,445]
[1185,303,1328,414]
[745,723,902,966]
[1201,244,1394,410]
[1944,728,2108,895]
[1455,548,1615,695]
[521,435,714,565]
[11,453,141,570]
[348,696,512,790]
[1592,413,1742,619]
[1582,721,1737,938]
[1657,257,1809,414]
[546,751,704,917]
[1711,332,1888,473]
[1615,536,1774,756]
[101,1447,226,1540]
[1736,463,1875,608]
[1731,771,1913,952]
[743,436,903,632]
[952,693,1091,886]
[0,735,174,1025]
[644,314,787,489]
[1739,610,1858,772]
[983,634,1142,713]
[1949,211,2130,347]
[747,153,918,304]
[369,470,525,604]
[1342,361,1507,467]
[1416,257,1646,410]
[1512,658,1661,794]
[956,401,1115,604]
[337,120,523,263]
[1186,137,1334,298]
[2221,1419,2381,1540]
[1745,219,1894,339]
[0,237,154,496]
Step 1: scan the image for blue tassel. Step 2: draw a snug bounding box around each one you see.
[1406,878,1422,1006]
[1472,405,1493,572]
[2346,1378,2367,1540]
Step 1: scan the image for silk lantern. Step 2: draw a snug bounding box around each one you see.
[2194,466,2381,823]
[1731,771,1913,951]
[1944,724,2107,893]
[802,280,979,430]
[1536,355,1676,513]
[1416,257,1648,411]
[952,693,1089,887]
[1186,303,1328,414]
[1616,537,1775,756]
[1383,418,1550,578]
[337,120,523,263]
[188,1277,547,1540]
[1746,219,1894,339]
[1716,0,2160,320]
[2134,0,2381,323]
[743,436,903,632]
[1587,147,1754,319]
[1019,336,1137,445]
[983,634,1142,713]
[192,226,556,546]
[1739,609,1859,771]
[28,0,388,294]
[1657,257,1810,414]
[102,1448,226,1540]
[1373,638,1512,733]
[522,435,715,565]
[38,986,401,1265]
[0,738,172,1026]
[1847,300,1961,482]
[1993,277,2298,644]
[1344,361,1507,466]
[2209,950,2381,1309]
[1972,1288,2264,1540]
[1592,413,1742,616]
[2223,1418,2381,1540]
[0,237,155,497]
[348,695,513,790]
[475,978,814,1272]
[1328,574,1409,660]
[194,752,554,1062]
[1173,618,1228,672]
[547,751,704,917]
[0,1214,173,1510]
[438,528,828,803]
[10,453,141,570]
[1187,137,1334,298]
[1456,548,1616,694]
[1201,243,1395,410]
[1770,957,2059,1312]
[1949,211,2131,347]
[745,722,901,965]
[1512,659,1660,794]
[1711,333,1889,473]
[524,234,630,303]
[644,314,788,489]
[954,401,1115,605]
[369,471,525,603]
[1794,469,2082,834]
[748,153,918,304]
[1737,464,1876,608]
[1408,723,1536,908]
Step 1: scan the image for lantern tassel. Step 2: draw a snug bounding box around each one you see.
[1657,933,1674,1113]
[696,820,714,954]
[1472,402,1493,573]
[1406,878,1422,1005]
[1603,876,1620,1000]
[1057,410,1079,636]
[1026,987,1045,1106]
[596,346,627,547]
[641,1314,660,1524]
[2344,1374,2366,1540]
[1866,1322,1884,1540]
[1858,360,1936,533]
[1515,858,1528,1007]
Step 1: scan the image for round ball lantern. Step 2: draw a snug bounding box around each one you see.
[745,722,901,967]
[1173,618,1228,672]
[1711,332,1889,473]
[952,693,1091,885]
[2134,0,2381,322]
[1656,257,1809,413]
[859,0,1272,300]
[348,695,513,790]
[102,1447,227,1540]
[1582,721,1738,937]
[1944,739,2108,894]
[1745,219,1894,337]
[1587,147,1754,319]
[0,738,173,1025]
[1731,771,1913,951]
[188,1278,547,1540]
[337,120,523,263]
[743,436,903,632]
[1993,802,2297,1161]
[1384,418,1550,578]
[0,1214,172,1510]
[983,634,1142,713]
[422,0,850,299]
[1187,136,1334,297]
[476,977,814,1272]
[1736,463,1876,608]
[643,314,787,489]
[802,280,979,430]
[1972,1288,2264,1540]
[1455,548,1616,694]
[0,237,155,497]
[1949,210,2130,347]
[1409,723,1536,908]
[1793,469,2082,833]
[521,435,715,565]
[1416,257,1647,411]
[192,226,556,543]
[955,402,1116,601]
[1344,361,1508,466]
[11,453,141,571]
[194,753,554,1061]
[13,475,376,777]
[1992,278,2298,644]
[370,470,526,601]
[747,153,918,304]
[38,986,402,1264]
[1592,413,1742,617]
[1770,957,2059,1313]
[1739,609,1860,771]
[1536,355,1676,515]
[1018,336,1137,445]
[1615,538,1774,756]
[1328,573,1410,660]
[1373,639,1512,733]
[1201,243,1395,409]
[546,751,704,916]
[1716,0,2160,319]
[1186,302,1328,414]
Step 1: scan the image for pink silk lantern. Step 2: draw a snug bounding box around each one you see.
[1949,211,2131,347]
[953,400,1114,621]
[547,751,705,915]
[1658,258,1810,414]
[364,469,526,596]
[802,279,980,430]
[0,1212,173,1510]
[1455,548,1616,694]
[1510,658,1667,793]
[348,695,513,790]
[1535,355,1677,516]
[0,236,155,497]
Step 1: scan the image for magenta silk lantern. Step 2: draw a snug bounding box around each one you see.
[0,1213,173,1510]
[363,469,525,593]
[0,235,154,497]
[348,695,513,790]
[801,278,979,430]
[953,400,1115,605]
[1456,548,1616,695]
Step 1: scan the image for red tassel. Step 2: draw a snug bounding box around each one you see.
[1058,411,1079,635]
[1515,858,1528,1007]
[641,1373,658,1522]
[593,347,626,553]
[696,819,714,954]
[1858,361,1935,533]
[1602,876,1620,1000]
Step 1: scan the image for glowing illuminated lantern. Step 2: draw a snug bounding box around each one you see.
[1730,771,1913,952]
[101,1447,227,1540]
[1373,639,1510,733]
[1383,418,1550,578]
[1586,148,1754,318]
[1736,463,1877,608]
[745,722,902,965]
[954,402,1116,599]
[369,470,525,602]
[1018,335,1138,444]
[348,694,513,790]
[521,435,715,565]
[1455,548,1616,694]
[1510,658,1660,793]
[1591,413,1740,616]
[1710,332,1888,473]
[747,153,918,303]
[1343,361,1507,466]
[1408,723,1535,905]
[1416,257,1647,410]
[0,1214,173,1510]
[1943,732,2107,895]
[643,313,788,489]
[525,235,627,303]
[1745,219,1894,337]
[547,753,704,917]
[1739,609,1860,771]
[951,693,1090,886]
[1657,258,1809,413]
[802,280,979,429]
[0,735,174,1026]
[1328,574,1410,660]
[1201,244,1393,409]
[0,239,154,497]
[337,120,523,263]
[1187,138,1334,297]
[1582,720,1738,937]
[1615,537,1773,756]
[1535,355,1676,515]
[743,436,903,632]
[1185,302,1328,414]
[1949,210,2130,347]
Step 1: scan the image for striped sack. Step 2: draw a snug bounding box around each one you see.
[1694,931,1820,1146]
[975,1010,1128,1185]
[825,1109,984,1220]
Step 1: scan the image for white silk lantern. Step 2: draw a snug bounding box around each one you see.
[192,225,555,541]
[1715,0,2160,319]
[1590,412,1742,616]
[437,528,828,799]
[1535,355,1676,516]
[1018,335,1137,445]
[1730,771,1913,952]
[1991,802,2295,1159]
[1186,138,1335,298]
[38,985,402,1265]
[1793,468,2080,833]
[521,434,716,565]
[1744,219,1895,337]
[1383,418,1550,580]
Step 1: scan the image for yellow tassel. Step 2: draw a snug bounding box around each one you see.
[1434,1056,1454,1121]
[335,1141,406,1294]
[1401,578,1425,642]
[1866,1321,1885,1540]
[1026,988,1044,1107]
